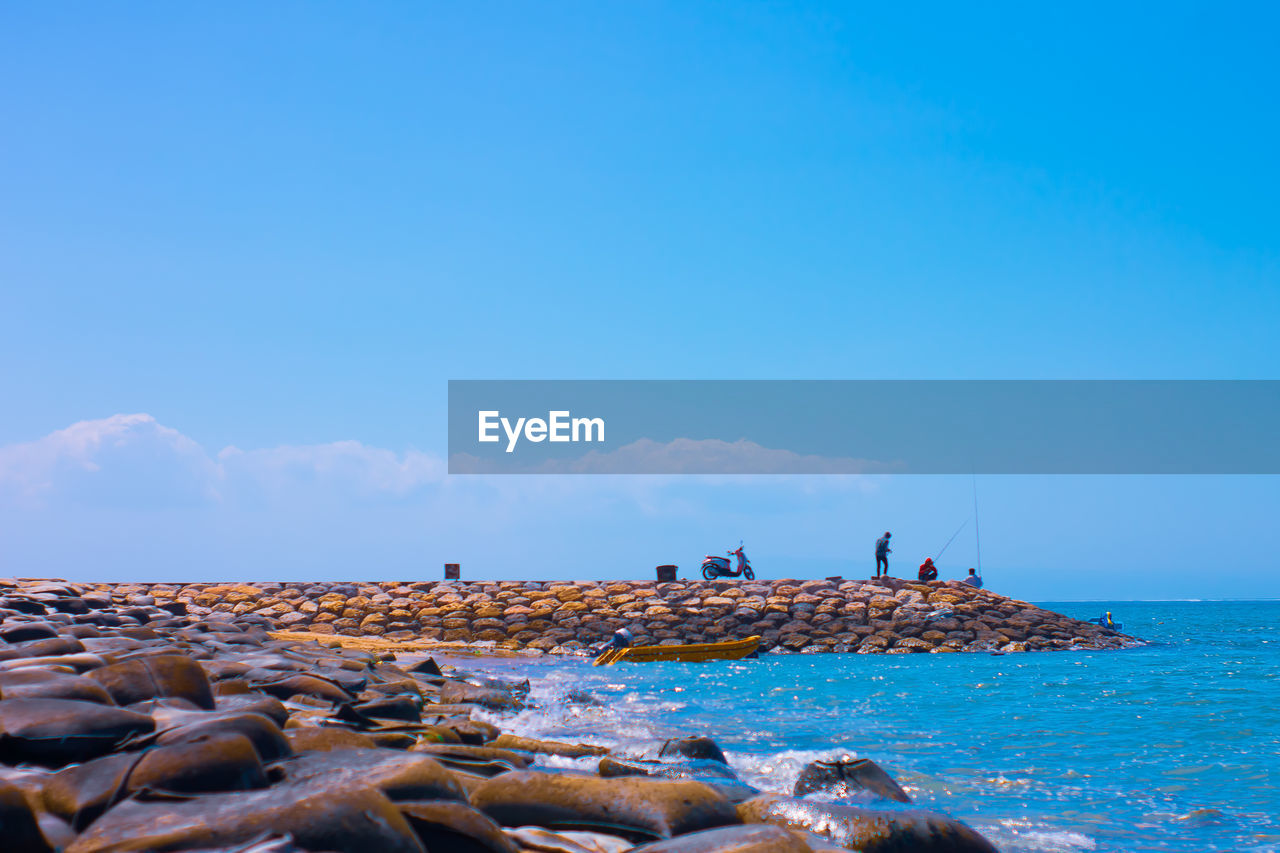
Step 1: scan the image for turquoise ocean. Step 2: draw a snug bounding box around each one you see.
[466,601,1280,852]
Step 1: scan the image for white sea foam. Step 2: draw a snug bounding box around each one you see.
[728,748,851,795]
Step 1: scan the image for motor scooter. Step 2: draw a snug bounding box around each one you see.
[702,541,754,580]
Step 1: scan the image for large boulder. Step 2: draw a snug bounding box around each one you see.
[597,757,759,804]
[490,733,608,759]
[470,770,739,842]
[0,781,51,853]
[792,758,910,803]
[286,727,379,753]
[398,800,520,853]
[0,670,115,705]
[659,736,728,764]
[437,681,523,711]
[63,780,425,853]
[155,711,292,762]
[0,636,86,661]
[254,674,353,704]
[43,733,268,828]
[504,826,634,853]
[631,825,815,853]
[86,655,215,710]
[273,748,467,802]
[0,698,154,767]
[736,795,997,853]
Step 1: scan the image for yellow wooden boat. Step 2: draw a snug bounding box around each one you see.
[592,635,761,666]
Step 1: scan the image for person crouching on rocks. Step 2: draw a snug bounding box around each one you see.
[918,558,938,582]
[594,627,634,657]
[875,531,892,577]
[963,567,983,588]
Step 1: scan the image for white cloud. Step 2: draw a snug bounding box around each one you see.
[450,437,897,475]
[219,441,444,501]
[0,416,878,517]
[0,414,446,508]
[0,414,220,507]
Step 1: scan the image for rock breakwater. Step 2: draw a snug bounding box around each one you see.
[12,577,1137,655]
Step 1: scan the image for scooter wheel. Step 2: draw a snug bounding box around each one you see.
[744,568,755,580]
[702,566,717,581]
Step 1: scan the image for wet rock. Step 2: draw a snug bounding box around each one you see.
[598,758,759,804]
[0,651,109,673]
[446,718,502,745]
[506,826,634,853]
[408,657,443,676]
[273,748,467,802]
[0,698,155,767]
[631,825,812,853]
[87,655,216,710]
[0,670,115,704]
[285,727,379,752]
[256,675,353,704]
[64,780,425,853]
[411,743,532,775]
[736,794,997,853]
[352,695,422,722]
[0,780,51,853]
[438,681,523,711]
[491,733,609,758]
[43,733,268,828]
[792,757,910,803]
[659,736,727,764]
[213,693,290,727]
[156,711,293,762]
[470,770,739,842]
[0,636,86,661]
[399,800,521,853]
[0,623,59,643]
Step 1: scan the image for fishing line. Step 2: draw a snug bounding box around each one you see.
[935,520,968,560]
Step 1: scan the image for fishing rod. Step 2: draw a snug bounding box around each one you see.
[935,520,968,561]
[972,474,983,575]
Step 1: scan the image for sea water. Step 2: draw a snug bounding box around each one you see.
[466,601,1280,852]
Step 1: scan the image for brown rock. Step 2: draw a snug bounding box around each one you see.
[86,655,215,710]
[399,801,519,853]
[64,779,424,853]
[0,781,50,853]
[0,698,155,767]
[490,733,608,759]
[630,825,811,853]
[737,795,997,853]
[470,771,739,842]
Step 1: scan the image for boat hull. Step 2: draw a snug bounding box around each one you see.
[592,635,761,666]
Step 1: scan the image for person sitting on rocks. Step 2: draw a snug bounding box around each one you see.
[917,558,938,582]
[607,628,633,650]
[962,568,983,588]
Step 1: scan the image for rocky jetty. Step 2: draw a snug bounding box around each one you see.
[56,577,1136,655]
[0,579,1009,852]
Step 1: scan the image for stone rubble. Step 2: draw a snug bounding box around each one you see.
[60,577,1137,655]
[0,577,1018,853]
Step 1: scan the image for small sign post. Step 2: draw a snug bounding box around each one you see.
[444,563,460,580]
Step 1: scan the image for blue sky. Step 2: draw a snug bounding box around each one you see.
[2,3,1277,598]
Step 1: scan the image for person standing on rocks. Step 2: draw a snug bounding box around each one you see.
[875,532,892,577]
